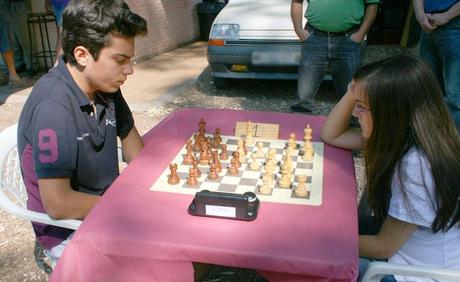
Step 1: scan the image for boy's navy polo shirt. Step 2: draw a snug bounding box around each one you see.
[17,57,134,249]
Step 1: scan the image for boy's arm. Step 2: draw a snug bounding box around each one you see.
[38,178,100,220]
[120,126,143,163]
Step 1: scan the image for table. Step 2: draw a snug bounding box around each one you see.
[50,108,359,282]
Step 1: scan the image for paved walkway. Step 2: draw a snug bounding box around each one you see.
[0,41,208,128]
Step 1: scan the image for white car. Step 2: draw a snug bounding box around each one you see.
[207,0,306,88]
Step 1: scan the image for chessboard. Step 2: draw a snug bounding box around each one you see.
[150,134,324,206]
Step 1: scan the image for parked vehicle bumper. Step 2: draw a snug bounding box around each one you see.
[207,41,301,80]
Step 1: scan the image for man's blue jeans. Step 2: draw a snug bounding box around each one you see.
[419,16,460,132]
[295,28,364,111]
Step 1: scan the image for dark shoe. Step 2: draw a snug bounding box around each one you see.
[15,63,27,74]
[26,68,39,78]
[8,78,26,88]
[290,103,313,113]
[0,74,7,86]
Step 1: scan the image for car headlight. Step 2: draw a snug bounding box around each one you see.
[210,24,240,40]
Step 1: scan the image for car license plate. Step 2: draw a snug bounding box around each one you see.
[251,51,300,66]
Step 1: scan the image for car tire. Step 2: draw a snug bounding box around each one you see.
[212,77,230,89]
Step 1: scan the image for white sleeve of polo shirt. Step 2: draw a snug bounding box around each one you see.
[388,148,437,228]
[32,100,78,178]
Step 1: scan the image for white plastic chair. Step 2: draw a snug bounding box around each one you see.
[362,261,460,282]
[0,123,82,230]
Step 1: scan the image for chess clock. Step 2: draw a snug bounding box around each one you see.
[188,190,260,221]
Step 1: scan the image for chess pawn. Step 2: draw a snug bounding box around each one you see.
[233,151,241,168]
[186,167,198,186]
[192,159,201,177]
[227,158,239,176]
[167,163,180,185]
[256,142,265,158]
[295,175,308,197]
[213,128,222,148]
[288,133,297,150]
[182,143,195,165]
[302,147,314,162]
[193,133,201,151]
[206,137,212,149]
[303,140,313,151]
[263,172,274,186]
[219,144,229,160]
[208,163,219,180]
[259,182,272,196]
[259,174,273,194]
[264,160,276,174]
[237,139,246,159]
[212,150,222,173]
[278,171,291,188]
[199,143,210,165]
[249,154,260,170]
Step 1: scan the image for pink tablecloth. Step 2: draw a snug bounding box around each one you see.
[50,108,359,282]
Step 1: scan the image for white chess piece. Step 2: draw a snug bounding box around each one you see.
[249,154,260,170]
[256,142,265,158]
[246,121,255,146]
[295,175,308,197]
[259,174,273,194]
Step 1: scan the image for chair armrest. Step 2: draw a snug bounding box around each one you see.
[0,191,82,230]
[362,261,460,282]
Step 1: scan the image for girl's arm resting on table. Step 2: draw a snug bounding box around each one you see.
[359,216,418,259]
[320,89,365,150]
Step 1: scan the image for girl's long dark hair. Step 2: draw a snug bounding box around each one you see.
[354,55,460,232]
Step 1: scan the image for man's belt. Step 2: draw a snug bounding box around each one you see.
[307,23,359,37]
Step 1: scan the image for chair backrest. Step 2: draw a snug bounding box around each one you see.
[362,261,460,282]
[0,123,81,230]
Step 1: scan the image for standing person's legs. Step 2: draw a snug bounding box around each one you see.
[9,1,32,72]
[436,17,460,132]
[51,3,68,64]
[43,232,74,269]
[1,50,22,83]
[292,33,328,113]
[0,12,22,84]
[329,35,364,99]
[419,32,445,94]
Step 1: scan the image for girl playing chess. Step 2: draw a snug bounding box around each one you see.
[321,55,460,281]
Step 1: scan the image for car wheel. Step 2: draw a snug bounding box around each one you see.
[212,77,230,89]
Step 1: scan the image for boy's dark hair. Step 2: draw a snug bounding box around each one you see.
[354,55,460,232]
[62,0,147,65]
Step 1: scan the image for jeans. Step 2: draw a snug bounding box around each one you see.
[9,1,31,70]
[357,193,396,281]
[419,16,460,132]
[296,27,364,110]
[359,258,397,282]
